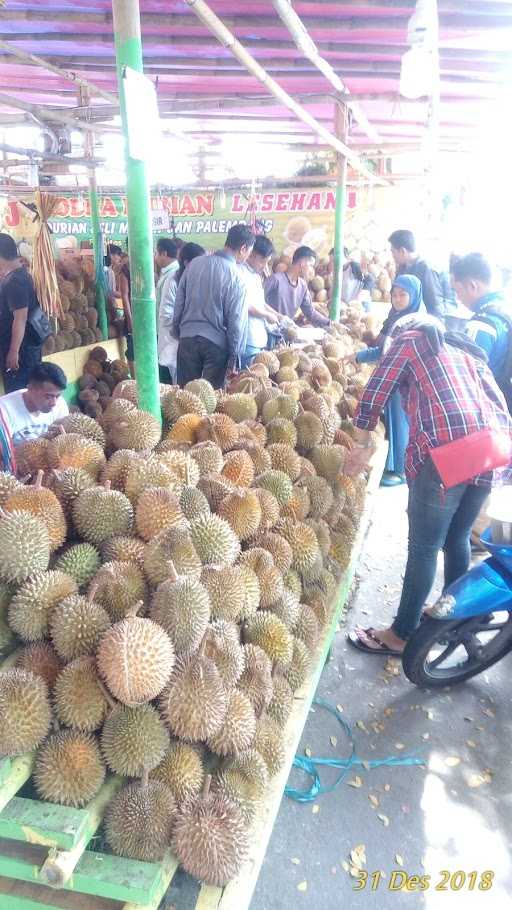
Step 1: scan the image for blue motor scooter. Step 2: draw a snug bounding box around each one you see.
[402,523,512,688]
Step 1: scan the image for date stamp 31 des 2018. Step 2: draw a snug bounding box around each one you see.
[353,870,494,892]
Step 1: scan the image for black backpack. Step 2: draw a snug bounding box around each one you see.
[473,303,512,413]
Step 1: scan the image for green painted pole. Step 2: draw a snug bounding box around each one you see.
[88,172,108,341]
[330,101,348,322]
[112,0,161,422]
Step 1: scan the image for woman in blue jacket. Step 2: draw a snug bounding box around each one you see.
[355,274,425,485]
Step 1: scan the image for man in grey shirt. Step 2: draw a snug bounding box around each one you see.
[264,245,330,329]
[173,224,254,388]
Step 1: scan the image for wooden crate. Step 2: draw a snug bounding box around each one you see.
[0,443,387,910]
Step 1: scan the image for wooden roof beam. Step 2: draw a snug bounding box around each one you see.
[0,39,117,104]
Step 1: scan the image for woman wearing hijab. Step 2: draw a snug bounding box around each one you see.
[353,274,425,485]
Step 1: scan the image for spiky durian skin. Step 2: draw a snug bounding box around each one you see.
[0,471,21,506]
[72,486,134,544]
[160,654,228,742]
[221,449,255,487]
[91,561,147,622]
[50,594,111,662]
[267,674,294,727]
[171,790,249,887]
[34,730,106,808]
[54,543,101,591]
[201,566,246,623]
[265,418,298,448]
[276,518,321,576]
[135,487,186,541]
[252,487,280,532]
[15,643,63,690]
[8,570,78,641]
[253,715,285,776]
[105,780,177,862]
[204,620,244,689]
[237,644,273,716]
[4,485,67,553]
[189,514,241,566]
[180,485,211,521]
[100,536,145,570]
[50,467,95,518]
[162,388,206,423]
[150,741,205,805]
[0,511,50,583]
[108,410,162,452]
[253,532,293,573]
[244,613,293,669]
[214,748,269,824]
[283,637,311,692]
[293,603,320,651]
[189,441,224,477]
[255,469,294,506]
[98,615,175,706]
[150,577,211,656]
[143,526,202,588]
[54,413,106,446]
[185,379,217,414]
[101,704,170,776]
[53,657,109,732]
[217,489,262,541]
[0,669,52,756]
[46,433,106,477]
[207,689,256,756]
[218,392,258,423]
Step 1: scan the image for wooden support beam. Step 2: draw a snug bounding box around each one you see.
[0,40,117,104]
[0,92,116,133]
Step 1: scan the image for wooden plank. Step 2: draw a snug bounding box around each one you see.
[0,873,122,908]
[0,759,11,787]
[122,850,180,910]
[195,442,388,910]
[0,756,36,815]
[0,800,91,851]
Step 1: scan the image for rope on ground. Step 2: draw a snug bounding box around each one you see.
[285,697,425,803]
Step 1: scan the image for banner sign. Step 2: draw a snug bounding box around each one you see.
[0,186,357,261]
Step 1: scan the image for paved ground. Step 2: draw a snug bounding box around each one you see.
[252,485,512,910]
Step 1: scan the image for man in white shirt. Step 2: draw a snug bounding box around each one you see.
[240,235,280,369]
[155,238,180,383]
[0,362,68,446]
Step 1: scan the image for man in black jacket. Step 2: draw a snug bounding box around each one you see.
[0,233,42,392]
[388,229,445,321]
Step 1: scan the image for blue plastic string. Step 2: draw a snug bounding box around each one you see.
[285,697,425,803]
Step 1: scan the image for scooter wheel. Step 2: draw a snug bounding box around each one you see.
[402,614,512,688]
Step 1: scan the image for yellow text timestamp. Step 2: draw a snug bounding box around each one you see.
[354,870,494,892]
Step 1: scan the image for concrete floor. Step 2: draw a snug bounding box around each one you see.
[251,485,512,910]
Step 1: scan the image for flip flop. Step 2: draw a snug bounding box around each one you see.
[380,472,406,487]
[347,627,403,657]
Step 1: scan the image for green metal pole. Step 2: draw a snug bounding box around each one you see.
[330,101,348,322]
[89,172,108,341]
[112,0,161,422]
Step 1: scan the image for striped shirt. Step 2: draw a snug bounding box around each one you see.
[354,329,511,485]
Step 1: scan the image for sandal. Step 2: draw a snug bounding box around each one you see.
[347,627,403,656]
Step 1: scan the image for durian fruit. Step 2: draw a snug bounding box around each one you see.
[217,392,257,423]
[303,566,337,604]
[101,703,170,776]
[207,689,256,756]
[98,606,175,705]
[15,642,63,689]
[14,437,50,477]
[201,566,246,623]
[239,548,284,608]
[0,471,21,506]
[54,543,101,591]
[185,379,217,414]
[283,568,302,600]
[151,566,210,656]
[72,481,134,544]
[277,518,321,576]
[299,475,333,519]
[125,458,181,505]
[266,417,298,448]
[305,593,331,628]
[221,449,255,487]
[189,441,224,476]
[190,513,241,566]
[218,489,261,541]
[4,471,66,552]
[135,487,186,541]
[172,776,249,887]
[163,413,203,446]
[270,589,301,630]
[298,455,316,479]
[108,410,161,452]
[238,644,273,714]
[267,673,294,727]
[180,485,210,521]
[256,469,293,506]
[329,530,353,572]
[214,750,268,825]
[267,444,301,482]
[244,613,293,669]
[51,467,95,519]
[253,715,285,776]
[0,669,52,756]
[0,581,14,656]
[240,419,267,447]
[100,448,141,491]
[54,656,110,731]
[261,394,298,424]
[293,603,320,651]
[100,535,145,569]
[280,485,311,522]
[162,388,206,424]
[195,414,239,452]
[151,740,205,804]
[254,350,280,374]
[283,636,311,691]
[197,473,234,511]
[8,570,78,641]
[105,778,177,863]
[235,440,271,475]
[238,565,261,619]
[204,620,244,688]
[160,645,227,741]
[252,487,280,532]
[92,561,147,621]
[294,411,324,451]
[50,590,111,661]
[157,450,200,488]
[311,444,346,485]
[54,413,106,447]
[254,531,293,573]
[46,433,106,478]
[34,730,106,807]
[143,525,201,587]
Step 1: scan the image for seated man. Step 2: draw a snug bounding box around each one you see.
[264,245,330,328]
[0,362,68,446]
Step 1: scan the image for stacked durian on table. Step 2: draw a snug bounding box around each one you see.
[0,318,379,888]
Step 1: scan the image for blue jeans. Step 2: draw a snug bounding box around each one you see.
[391,458,489,640]
[240,344,263,370]
[384,391,409,475]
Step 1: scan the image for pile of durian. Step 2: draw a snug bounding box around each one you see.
[0,323,377,888]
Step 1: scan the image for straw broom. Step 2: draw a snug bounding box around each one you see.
[32,189,63,321]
